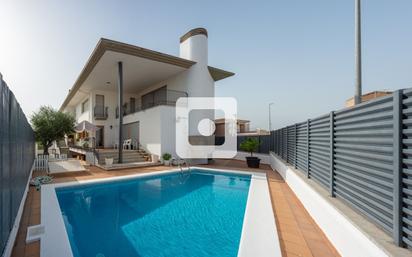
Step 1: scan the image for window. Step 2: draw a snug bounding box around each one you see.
[95,95,105,115]
[81,99,89,113]
[95,95,104,107]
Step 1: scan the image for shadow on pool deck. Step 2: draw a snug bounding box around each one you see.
[11,159,340,257]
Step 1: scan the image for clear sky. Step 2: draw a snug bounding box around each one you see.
[0,0,411,130]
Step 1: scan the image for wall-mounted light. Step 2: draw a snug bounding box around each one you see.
[110,125,113,129]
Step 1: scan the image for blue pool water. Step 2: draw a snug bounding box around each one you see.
[56,169,251,257]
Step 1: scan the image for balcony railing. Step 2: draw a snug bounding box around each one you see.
[115,89,187,118]
[94,106,108,120]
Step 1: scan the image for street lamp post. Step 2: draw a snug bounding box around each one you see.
[354,0,362,105]
[269,102,274,131]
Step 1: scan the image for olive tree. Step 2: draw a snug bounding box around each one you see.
[31,106,75,154]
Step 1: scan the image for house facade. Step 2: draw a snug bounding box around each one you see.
[60,28,234,160]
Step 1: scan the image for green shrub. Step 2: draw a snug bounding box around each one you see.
[162,153,172,161]
[239,138,260,157]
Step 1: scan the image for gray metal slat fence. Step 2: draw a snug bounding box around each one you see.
[215,134,272,154]
[401,89,412,248]
[0,73,35,255]
[270,89,412,250]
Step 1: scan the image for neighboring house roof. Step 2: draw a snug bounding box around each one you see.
[60,38,234,111]
[345,90,392,107]
[214,118,250,124]
[238,130,270,136]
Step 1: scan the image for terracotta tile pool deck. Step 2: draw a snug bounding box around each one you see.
[11,159,340,257]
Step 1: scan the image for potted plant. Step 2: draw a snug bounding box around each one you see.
[162,153,172,166]
[240,138,261,168]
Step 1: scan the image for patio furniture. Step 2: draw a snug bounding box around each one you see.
[48,160,86,175]
[131,139,139,150]
[123,139,132,149]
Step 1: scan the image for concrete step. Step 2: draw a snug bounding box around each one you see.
[97,155,147,164]
[98,158,146,164]
[98,152,140,156]
[97,149,152,164]
[99,155,143,160]
[98,153,136,156]
[98,152,144,157]
[99,155,145,159]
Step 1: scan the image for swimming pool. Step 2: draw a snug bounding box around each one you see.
[40,168,281,257]
[57,170,250,257]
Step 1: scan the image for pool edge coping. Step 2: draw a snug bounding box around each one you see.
[39,167,281,257]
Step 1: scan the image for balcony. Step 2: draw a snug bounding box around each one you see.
[116,89,187,118]
[94,106,108,120]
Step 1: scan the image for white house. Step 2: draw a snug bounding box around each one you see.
[60,28,234,163]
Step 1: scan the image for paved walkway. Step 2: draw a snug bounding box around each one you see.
[11,160,340,257]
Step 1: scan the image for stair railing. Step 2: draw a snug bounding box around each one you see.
[138,143,156,162]
[177,158,191,173]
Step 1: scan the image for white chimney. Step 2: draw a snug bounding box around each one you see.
[179,28,208,65]
[178,28,214,144]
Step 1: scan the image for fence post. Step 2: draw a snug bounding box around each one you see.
[270,131,273,153]
[279,129,281,156]
[283,128,286,161]
[294,124,298,168]
[285,127,288,161]
[281,128,284,158]
[282,128,284,159]
[278,130,281,156]
[306,119,310,178]
[0,74,3,248]
[287,126,290,164]
[329,111,335,197]
[393,89,403,246]
[284,128,287,160]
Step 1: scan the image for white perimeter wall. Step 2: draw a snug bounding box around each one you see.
[234,152,271,164]
[269,153,389,257]
[1,164,34,257]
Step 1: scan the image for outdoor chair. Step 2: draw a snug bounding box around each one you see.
[123,139,132,149]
